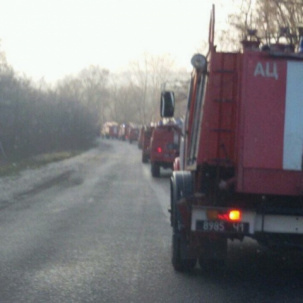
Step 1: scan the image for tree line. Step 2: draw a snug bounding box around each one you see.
[0,50,187,161]
[0,60,109,160]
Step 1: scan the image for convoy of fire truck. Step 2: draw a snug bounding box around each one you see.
[101,122,140,142]
[101,119,182,175]
[101,4,303,273]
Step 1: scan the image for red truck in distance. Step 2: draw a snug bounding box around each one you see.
[141,126,154,163]
[118,123,132,141]
[138,126,145,150]
[129,126,140,144]
[162,5,303,272]
[102,122,119,139]
[149,121,181,178]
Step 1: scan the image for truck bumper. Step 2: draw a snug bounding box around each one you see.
[191,206,303,235]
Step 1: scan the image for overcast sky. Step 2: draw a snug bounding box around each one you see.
[0,0,233,83]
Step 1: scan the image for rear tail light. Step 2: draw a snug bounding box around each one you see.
[228,210,241,221]
[207,209,242,222]
[156,147,162,153]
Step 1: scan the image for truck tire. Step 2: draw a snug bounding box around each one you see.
[151,163,160,177]
[171,171,196,272]
[172,233,196,272]
[170,171,193,226]
[142,154,148,163]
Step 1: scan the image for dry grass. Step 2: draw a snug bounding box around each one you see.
[0,151,79,176]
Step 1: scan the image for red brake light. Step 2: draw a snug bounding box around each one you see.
[157,147,162,153]
[208,209,242,222]
[217,213,229,221]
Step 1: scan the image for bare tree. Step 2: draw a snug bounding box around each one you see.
[217,0,303,51]
[77,66,110,129]
[127,52,176,124]
[256,0,303,45]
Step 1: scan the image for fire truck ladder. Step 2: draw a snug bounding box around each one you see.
[211,53,238,167]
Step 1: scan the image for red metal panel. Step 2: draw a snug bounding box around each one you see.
[237,52,303,195]
[242,169,303,196]
[241,52,286,169]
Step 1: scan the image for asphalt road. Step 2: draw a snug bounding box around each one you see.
[0,139,303,303]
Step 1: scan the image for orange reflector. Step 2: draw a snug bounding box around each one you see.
[229,210,241,221]
[206,210,218,220]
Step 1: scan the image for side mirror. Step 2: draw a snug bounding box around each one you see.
[160,91,175,118]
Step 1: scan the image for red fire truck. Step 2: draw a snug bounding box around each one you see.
[150,122,181,177]
[138,126,145,149]
[118,123,132,141]
[129,126,140,144]
[141,126,154,163]
[102,122,119,139]
[161,6,303,271]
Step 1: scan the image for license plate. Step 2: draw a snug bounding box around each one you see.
[196,220,249,233]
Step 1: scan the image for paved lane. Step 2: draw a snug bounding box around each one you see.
[0,139,302,302]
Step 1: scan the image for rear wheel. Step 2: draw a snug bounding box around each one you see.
[142,154,148,163]
[171,171,196,272]
[172,232,196,272]
[151,163,160,177]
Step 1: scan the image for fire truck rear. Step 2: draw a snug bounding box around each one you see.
[150,122,181,177]
[141,126,154,163]
[161,6,303,271]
